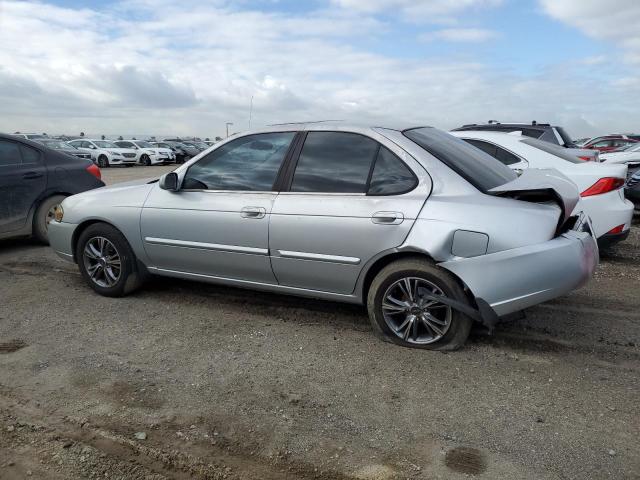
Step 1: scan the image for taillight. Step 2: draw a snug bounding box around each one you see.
[580,177,625,197]
[607,224,625,235]
[578,156,593,161]
[86,164,101,180]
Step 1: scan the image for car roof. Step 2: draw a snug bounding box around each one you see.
[453,122,555,130]
[241,122,424,136]
[450,130,525,143]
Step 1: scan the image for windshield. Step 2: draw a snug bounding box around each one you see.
[136,141,153,148]
[403,128,517,192]
[40,140,74,149]
[520,137,583,164]
[94,141,118,148]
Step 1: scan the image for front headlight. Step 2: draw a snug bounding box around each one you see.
[54,205,64,222]
[108,151,122,156]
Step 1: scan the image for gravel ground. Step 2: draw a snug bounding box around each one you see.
[0,167,638,479]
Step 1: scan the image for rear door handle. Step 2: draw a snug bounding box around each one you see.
[23,171,43,180]
[241,206,266,219]
[372,211,404,225]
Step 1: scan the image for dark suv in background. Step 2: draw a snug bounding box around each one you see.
[453,121,576,146]
[452,121,599,161]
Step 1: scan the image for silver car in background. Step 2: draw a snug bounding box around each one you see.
[48,123,598,350]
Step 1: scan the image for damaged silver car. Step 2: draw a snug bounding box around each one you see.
[48,123,598,350]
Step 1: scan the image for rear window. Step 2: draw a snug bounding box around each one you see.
[520,137,583,164]
[403,128,516,192]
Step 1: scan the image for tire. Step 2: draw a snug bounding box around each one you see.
[367,258,473,351]
[97,155,109,168]
[76,223,144,297]
[33,195,66,244]
[141,154,151,166]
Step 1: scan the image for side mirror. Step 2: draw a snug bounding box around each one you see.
[159,172,179,191]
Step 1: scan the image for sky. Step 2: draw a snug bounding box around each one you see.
[1,0,639,139]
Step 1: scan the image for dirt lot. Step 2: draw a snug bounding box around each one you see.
[1,165,639,479]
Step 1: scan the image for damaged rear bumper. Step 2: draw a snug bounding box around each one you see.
[438,223,598,319]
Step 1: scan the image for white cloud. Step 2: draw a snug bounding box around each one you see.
[539,0,640,63]
[331,0,503,18]
[0,0,638,138]
[420,28,499,42]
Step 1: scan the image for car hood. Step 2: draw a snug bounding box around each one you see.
[489,168,579,228]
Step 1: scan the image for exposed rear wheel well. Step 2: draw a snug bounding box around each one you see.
[361,251,475,305]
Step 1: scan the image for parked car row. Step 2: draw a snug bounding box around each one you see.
[10,133,217,168]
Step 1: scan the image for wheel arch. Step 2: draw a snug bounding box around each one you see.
[30,191,73,231]
[71,219,150,277]
[71,219,120,261]
[359,250,476,306]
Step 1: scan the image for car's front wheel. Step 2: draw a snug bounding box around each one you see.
[141,154,151,166]
[76,223,144,297]
[367,258,473,350]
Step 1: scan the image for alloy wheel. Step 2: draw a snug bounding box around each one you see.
[381,277,452,344]
[82,236,122,288]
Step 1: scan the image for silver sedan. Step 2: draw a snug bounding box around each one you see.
[48,123,598,350]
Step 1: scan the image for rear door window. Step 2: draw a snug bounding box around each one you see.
[0,140,22,166]
[290,132,378,193]
[464,139,497,157]
[20,145,41,164]
[463,139,521,166]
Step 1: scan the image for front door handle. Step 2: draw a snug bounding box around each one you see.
[23,171,43,180]
[241,206,266,219]
[372,211,404,225]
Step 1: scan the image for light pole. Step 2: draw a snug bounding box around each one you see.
[226,122,233,138]
[249,95,254,129]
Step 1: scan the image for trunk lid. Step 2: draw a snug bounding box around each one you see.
[488,168,579,230]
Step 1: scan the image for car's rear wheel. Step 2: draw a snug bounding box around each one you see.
[33,194,66,244]
[97,155,109,168]
[76,223,144,297]
[367,258,473,350]
[141,154,151,166]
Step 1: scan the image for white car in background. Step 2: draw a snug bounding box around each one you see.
[114,140,175,166]
[600,143,640,180]
[67,139,138,167]
[450,130,634,247]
